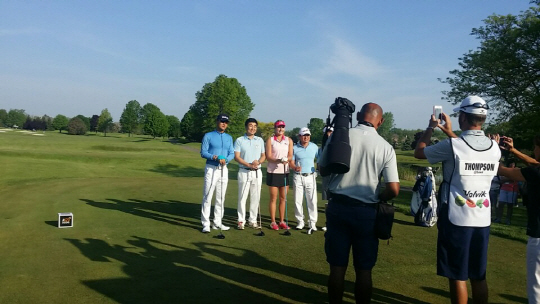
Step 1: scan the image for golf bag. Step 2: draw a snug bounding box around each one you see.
[410,167,438,227]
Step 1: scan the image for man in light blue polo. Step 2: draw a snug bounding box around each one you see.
[290,127,320,230]
[200,114,235,233]
[234,118,266,230]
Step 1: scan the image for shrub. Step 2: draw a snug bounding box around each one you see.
[67,117,87,135]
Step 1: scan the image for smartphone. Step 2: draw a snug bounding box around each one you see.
[433,106,443,119]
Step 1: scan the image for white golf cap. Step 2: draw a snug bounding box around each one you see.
[453,95,489,115]
[299,127,311,135]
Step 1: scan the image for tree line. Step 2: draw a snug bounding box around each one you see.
[3,2,539,147]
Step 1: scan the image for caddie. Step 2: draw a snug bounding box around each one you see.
[414,96,501,304]
[234,118,266,230]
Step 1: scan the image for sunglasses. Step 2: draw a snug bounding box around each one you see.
[301,134,310,136]
[461,102,489,110]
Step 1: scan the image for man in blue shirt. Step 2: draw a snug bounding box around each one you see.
[200,114,235,233]
[234,118,266,230]
[290,127,320,231]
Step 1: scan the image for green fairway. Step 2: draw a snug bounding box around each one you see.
[0,129,529,303]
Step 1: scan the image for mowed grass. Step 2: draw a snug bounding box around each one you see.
[0,129,529,303]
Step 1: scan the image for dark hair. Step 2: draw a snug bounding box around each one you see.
[245,118,258,127]
[463,112,486,126]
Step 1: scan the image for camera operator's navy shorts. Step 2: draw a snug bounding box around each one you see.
[437,204,490,281]
[325,197,378,270]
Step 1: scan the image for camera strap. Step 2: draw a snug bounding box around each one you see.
[359,121,374,128]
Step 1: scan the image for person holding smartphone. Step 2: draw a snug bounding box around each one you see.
[497,134,540,303]
[415,96,501,304]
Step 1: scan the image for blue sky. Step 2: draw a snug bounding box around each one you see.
[0,1,534,130]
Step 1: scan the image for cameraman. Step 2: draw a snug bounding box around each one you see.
[496,134,540,303]
[320,103,400,304]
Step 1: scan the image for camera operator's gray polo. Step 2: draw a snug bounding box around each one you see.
[322,124,399,203]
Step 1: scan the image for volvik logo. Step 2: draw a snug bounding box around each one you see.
[463,190,487,198]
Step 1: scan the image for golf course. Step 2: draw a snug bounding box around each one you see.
[0,129,529,303]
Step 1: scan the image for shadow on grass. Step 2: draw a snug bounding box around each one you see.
[498,293,528,303]
[79,198,273,231]
[44,220,57,227]
[65,236,431,304]
[64,236,326,303]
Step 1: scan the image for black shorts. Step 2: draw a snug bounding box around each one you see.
[266,172,290,187]
[437,204,490,280]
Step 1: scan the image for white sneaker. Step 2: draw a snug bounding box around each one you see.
[212,224,231,231]
[247,222,260,229]
[237,222,245,230]
[296,222,305,230]
[202,226,211,233]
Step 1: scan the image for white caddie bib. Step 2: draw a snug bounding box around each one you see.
[448,138,501,227]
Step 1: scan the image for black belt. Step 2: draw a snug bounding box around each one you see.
[240,167,258,171]
[296,172,314,176]
[329,192,375,208]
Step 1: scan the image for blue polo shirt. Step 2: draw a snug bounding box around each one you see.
[234,134,265,169]
[293,142,319,173]
[200,130,234,166]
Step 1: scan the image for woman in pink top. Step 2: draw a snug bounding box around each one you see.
[495,162,519,225]
[265,120,293,230]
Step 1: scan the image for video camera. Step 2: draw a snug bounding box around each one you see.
[320,97,356,176]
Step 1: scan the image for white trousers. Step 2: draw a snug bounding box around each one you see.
[527,237,540,304]
[201,164,228,227]
[237,168,262,223]
[293,173,318,226]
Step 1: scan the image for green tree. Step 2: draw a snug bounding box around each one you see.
[75,115,91,131]
[285,127,301,144]
[141,103,169,139]
[440,3,540,147]
[52,114,69,133]
[67,117,88,135]
[6,109,26,128]
[181,74,254,141]
[90,115,99,133]
[120,100,142,137]
[378,112,395,142]
[166,115,181,138]
[0,109,7,127]
[257,122,275,140]
[307,118,325,145]
[97,109,113,137]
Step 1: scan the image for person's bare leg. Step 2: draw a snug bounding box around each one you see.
[449,279,469,304]
[278,186,288,222]
[328,266,347,304]
[268,186,278,223]
[355,269,373,304]
[471,279,488,304]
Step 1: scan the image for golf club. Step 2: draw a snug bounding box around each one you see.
[217,165,225,239]
[283,162,291,236]
[256,169,265,236]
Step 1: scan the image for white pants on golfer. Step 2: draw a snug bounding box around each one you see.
[201,164,228,228]
[237,168,262,224]
[527,237,540,304]
[293,173,318,227]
